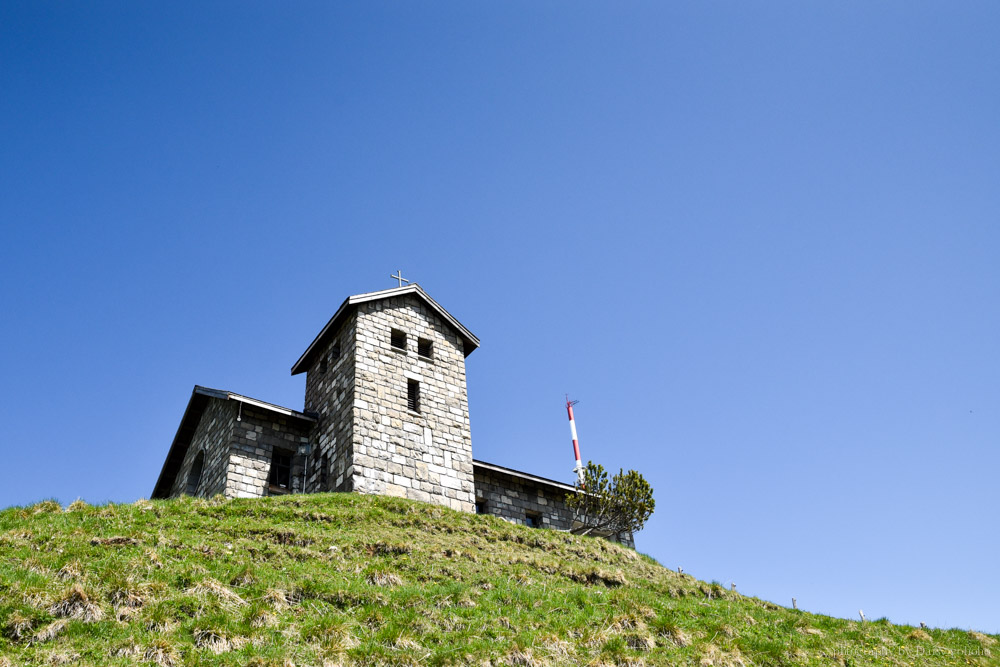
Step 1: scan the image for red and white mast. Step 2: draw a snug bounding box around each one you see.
[566,396,585,486]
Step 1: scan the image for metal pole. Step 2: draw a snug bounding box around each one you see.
[567,397,584,486]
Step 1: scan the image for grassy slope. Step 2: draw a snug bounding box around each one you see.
[0,494,996,667]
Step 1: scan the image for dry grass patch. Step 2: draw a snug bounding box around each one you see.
[49,584,104,622]
[65,499,89,512]
[187,578,246,607]
[57,560,83,581]
[33,619,69,644]
[699,644,748,667]
[144,638,180,667]
[907,629,932,641]
[250,608,279,628]
[653,620,691,648]
[366,570,403,587]
[970,630,996,646]
[193,628,248,654]
[504,648,541,666]
[44,649,79,665]
[624,632,655,651]
[89,535,139,546]
[31,500,61,514]
[263,587,291,609]
[5,610,34,641]
[393,636,423,651]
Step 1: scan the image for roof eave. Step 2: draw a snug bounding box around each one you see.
[151,388,210,498]
[472,459,577,494]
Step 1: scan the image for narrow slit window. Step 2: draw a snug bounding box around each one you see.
[269,450,292,490]
[319,453,329,491]
[407,379,420,412]
[319,355,328,374]
[186,451,204,496]
[391,328,406,350]
[330,341,341,361]
[417,337,433,359]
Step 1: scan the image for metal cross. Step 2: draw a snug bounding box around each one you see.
[390,270,410,287]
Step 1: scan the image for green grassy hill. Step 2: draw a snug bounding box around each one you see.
[0,494,995,666]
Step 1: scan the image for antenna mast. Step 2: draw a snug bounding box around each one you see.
[566,396,585,486]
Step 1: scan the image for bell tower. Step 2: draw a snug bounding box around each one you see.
[292,283,480,512]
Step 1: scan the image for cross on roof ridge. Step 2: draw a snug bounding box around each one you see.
[390,270,410,287]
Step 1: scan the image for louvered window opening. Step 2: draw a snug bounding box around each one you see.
[391,329,406,350]
[407,379,420,413]
[417,338,433,358]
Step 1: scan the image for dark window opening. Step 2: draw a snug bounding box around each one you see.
[407,379,420,412]
[475,500,487,515]
[331,341,341,361]
[391,328,406,350]
[319,453,329,491]
[525,512,541,528]
[269,449,292,490]
[417,338,433,359]
[186,451,204,496]
[319,355,327,374]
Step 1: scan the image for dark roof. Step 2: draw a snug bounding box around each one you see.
[291,284,480,375]
[472,459,577,493]
[150,386,316,499]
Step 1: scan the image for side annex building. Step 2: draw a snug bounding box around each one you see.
[151,284,632,545]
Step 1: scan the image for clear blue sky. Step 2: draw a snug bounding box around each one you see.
[2,1,998,634]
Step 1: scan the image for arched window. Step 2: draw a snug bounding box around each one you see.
[186,451,205,496]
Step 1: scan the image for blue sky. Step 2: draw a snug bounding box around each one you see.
[2,1,998,634]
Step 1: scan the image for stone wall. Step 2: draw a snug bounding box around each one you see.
[473,467,634,548]
[350,295,475,512]
[226,404,313,498]
[169,399,234,498]
[473,467,575,531]
[303,311,357,493]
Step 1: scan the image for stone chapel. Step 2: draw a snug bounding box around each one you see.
[152,283,633,546]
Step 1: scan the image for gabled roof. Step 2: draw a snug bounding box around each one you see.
[291,284,480,375]
[151,386,315,499]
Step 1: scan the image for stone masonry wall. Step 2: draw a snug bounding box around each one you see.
[351,295,475,512]
[169,399,234,498]
[473,468,575,531]
[303,312,356,493]
[226,404,313,498]
[474,467,635,548]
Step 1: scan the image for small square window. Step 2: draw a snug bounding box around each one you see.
[475,500,487,515]
[391,329,406,350]
[407,379,420,413]
[525,512,541,528]
[417,337,433,358]
[269,449,292,490]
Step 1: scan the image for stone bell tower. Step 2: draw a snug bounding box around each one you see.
[291,283,480,512]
